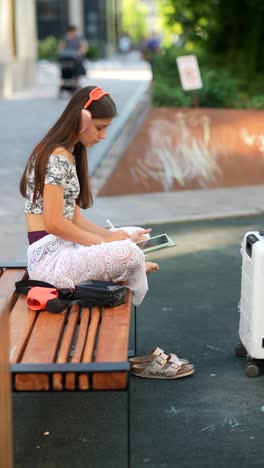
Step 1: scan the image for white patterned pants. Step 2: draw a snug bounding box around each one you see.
[27,227,148,305]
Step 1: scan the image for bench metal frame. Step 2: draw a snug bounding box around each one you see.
[12,363,132,467]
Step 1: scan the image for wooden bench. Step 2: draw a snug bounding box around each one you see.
[1,265,135,467]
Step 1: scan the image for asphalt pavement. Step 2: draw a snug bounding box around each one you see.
[13,213,264,468]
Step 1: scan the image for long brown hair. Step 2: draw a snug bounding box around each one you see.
[20,86,117,209]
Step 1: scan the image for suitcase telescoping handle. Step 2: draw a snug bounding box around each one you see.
[246,233,259,258]
[246,231,264,257]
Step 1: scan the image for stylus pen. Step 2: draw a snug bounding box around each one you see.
[106,219,116,230]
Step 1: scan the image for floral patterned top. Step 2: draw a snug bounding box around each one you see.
[25,154,80,219]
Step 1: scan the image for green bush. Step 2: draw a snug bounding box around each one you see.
[247,95,264,109]
[86,44,100,60]
[152,47,199,107]
[38,36,59,61]
[197,69,243,108]
[153,46,192,86]
[152,81,192,107]
[151,45,264,109]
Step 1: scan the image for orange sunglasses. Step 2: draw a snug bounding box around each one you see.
[83,87,109,109]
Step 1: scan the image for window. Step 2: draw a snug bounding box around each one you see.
[36,0,68,39]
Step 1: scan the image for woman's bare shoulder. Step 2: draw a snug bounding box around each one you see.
[52,147,73,163]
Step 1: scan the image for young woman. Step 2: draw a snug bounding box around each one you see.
[20,86,159,305]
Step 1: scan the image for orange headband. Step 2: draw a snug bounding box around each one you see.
[83,87,109,109]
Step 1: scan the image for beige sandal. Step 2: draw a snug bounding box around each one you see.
[129,346,190,366]
[131,353,195,379]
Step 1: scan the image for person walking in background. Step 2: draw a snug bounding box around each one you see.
[118,32,132,56]
[19,86,159,307]
[142,31,161,81]
[58,24,88,77]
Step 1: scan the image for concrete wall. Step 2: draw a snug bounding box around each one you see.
[0,0,37,97]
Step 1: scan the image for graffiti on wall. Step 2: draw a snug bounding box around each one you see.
[130,112,221,191]
[240,128,264,155]
[98,108,264,197]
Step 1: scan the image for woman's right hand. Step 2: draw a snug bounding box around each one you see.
[105,229,130,243]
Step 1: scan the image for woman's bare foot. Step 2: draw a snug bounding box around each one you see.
[145,261,159,274]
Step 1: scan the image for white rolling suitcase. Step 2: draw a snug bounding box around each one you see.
[236,231,264,377]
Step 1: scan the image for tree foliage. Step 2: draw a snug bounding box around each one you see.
[120,0,148,43]
[158,0,264,77]
[158,0,216,45]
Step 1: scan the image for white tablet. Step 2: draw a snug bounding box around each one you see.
[136,233,175,253]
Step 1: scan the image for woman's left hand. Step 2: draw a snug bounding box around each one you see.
[130,229,151,243]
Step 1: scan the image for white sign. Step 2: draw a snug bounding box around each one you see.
[176,55,203,91]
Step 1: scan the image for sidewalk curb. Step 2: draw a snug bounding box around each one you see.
[89,80,150,176]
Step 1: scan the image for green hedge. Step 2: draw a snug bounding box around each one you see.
[196,69,243,108]
[38,36,59,61]
[152,82,192,107]
[247,95,264,109]
[152,46,263,109]
[86,44,100,60]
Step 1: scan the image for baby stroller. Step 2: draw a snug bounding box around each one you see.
[58,51,84,96]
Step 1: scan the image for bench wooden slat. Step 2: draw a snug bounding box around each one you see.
[79,307,100,390]
[53,305,80,391]
[9,296,37,364]
[0,269,27,311]
[15,311,67,391]
[93,291,131,390]
[65,307,90,390]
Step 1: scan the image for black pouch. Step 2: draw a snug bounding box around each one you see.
[75,280,126,308]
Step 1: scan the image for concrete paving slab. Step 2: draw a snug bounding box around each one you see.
[87,184,264,228]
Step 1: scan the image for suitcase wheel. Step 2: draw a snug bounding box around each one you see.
[245,361,261,378]
[234,342,247,358]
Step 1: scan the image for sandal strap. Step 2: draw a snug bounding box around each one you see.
[155,353,171,366]
[168,353,185,366]
[152,347,165,358]
[152,348,189,366]
[157,353,188,369]
[143,354,181,377]
[167,354,186,366]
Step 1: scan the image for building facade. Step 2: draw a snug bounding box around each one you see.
[0,0,37,97]
[83,0,121,57]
